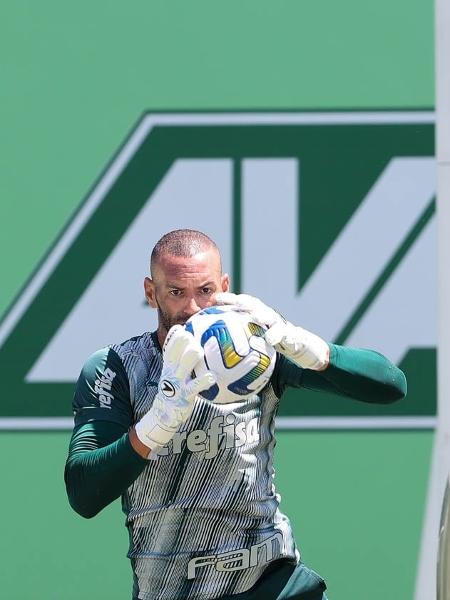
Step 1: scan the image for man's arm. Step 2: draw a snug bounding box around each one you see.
[64,347,147,518]
[65,421,148,518]
[215,293,406,404]
[273,344,407,403]
[65,328,215,518]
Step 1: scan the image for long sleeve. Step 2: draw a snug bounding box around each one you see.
[65,345,147,519]
[64,420,148,519]
[273,343,407,403]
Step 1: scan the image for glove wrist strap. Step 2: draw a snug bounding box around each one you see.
[135,404,177,451]
[277,326,330,371]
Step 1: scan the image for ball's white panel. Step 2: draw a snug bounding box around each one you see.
[185,306,276,404]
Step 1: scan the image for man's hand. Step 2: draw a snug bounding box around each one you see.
[215,292,330,371]
[133,325,215,455]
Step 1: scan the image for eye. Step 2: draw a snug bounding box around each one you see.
[201,287,213,295]
[169,289,182,297]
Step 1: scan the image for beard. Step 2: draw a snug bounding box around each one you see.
[155,301,192,335]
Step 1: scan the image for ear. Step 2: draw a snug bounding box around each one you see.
[221,273,230,292]
[144,277,158,308]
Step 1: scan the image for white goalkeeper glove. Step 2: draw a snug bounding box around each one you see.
[215,292,330,371]
[135,325,216,450]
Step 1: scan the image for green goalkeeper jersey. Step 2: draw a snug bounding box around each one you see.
[66,331,406,600]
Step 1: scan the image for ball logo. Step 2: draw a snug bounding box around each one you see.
[185,307,276,403]
[161,380,176,398]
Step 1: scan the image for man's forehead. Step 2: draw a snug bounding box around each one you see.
[153,250,222,280]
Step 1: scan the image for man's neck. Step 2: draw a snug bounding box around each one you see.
[156,327,167,351]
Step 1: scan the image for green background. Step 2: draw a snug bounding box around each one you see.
[0,120,435,419]
[0,1,434,599]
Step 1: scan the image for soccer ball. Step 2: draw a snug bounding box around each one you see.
[184,305,276,404]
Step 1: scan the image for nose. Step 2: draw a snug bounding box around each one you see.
[184,296,201,317]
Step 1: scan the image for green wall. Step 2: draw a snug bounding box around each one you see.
[0,2,434,598]
[0,0,434,317]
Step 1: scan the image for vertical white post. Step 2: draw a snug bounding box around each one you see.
[415,1,450,598]
[438,479,450,599]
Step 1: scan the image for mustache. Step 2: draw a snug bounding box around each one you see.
[159,311,192,327]
[175,314,193,325]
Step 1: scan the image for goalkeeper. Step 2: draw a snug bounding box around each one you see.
[65,228,406,600]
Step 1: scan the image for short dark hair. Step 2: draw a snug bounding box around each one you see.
[150,229,221,276]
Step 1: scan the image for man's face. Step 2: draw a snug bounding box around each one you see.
[144,249,230,342]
